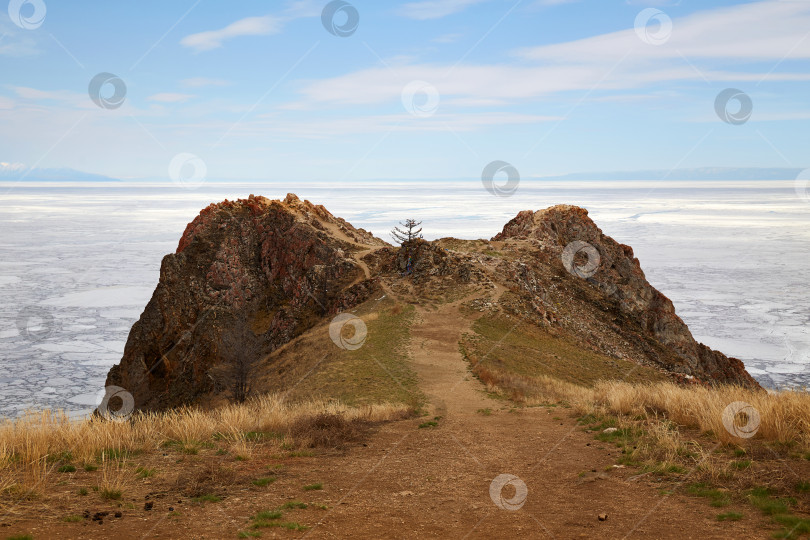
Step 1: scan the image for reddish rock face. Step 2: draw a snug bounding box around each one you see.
[493,205,759,388]
[106,194,384,411]
[107,197,758,412]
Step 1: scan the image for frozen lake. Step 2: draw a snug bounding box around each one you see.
[1,180,808,418]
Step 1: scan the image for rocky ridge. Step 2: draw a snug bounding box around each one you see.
[106,195,758,412]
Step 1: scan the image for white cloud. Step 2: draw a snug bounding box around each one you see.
[283,0,324,18]
[292,1,810,110]
[0,19,41,56]
[397,0,488,20]
[148,93,195,103]
[181,16,283,52]
[533,0,579,6]
[0,161,26,171]
[247,111,561,137]
[293,63,810,111]
[179,2,323,53]
[13,87,84,103]
[518,1,810,62]
[625,0,680,6]
[182,77,230,88]
[433,33,463,44]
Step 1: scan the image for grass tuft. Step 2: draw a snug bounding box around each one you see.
[252,477,276,487]
[772,515,810,539]
[688,483,730,507]
[100,488,121,500]
[135,467,155,479]
[191,494,222,503]
[255,510,283,520]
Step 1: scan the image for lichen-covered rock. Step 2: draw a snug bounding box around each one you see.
[107,198,759,413]
[492,205,758,388]
[106,194,384,411]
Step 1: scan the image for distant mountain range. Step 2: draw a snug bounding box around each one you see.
[537,167,804,181]
[0,163,804,183]
[0,163,119,182]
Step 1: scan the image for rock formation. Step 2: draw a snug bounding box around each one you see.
[490,205,757,386]
[106,196,759,412]
[106,194,384,411]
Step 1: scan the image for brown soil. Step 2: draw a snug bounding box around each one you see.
[2,247,778,539]
[3,288,775,539]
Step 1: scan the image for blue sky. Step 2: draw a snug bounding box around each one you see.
[0,0,808,181]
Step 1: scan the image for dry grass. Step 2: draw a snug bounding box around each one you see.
[588,381,810,447]
[97,454,131,500]
[479,369,810,450]
[0,394,411,505]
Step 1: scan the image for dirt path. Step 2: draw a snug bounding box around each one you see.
[316,220,377,282]
[407,298,492,419]
[287,294,765,539]
[8,276,772,538]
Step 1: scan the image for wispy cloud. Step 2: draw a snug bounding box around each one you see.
[533,0,579,6]
[625,0,681,6]
[13,87,81,103]
[518,0,810,62]
[246,111,561,138]
[433,33,463,43]
[181,16,283,52]
[148,93,195,103]
[294,0,810,111]
[0,19,41,56]
[179,2,322,52]
[397,0,489,20]
[182,77,230,88]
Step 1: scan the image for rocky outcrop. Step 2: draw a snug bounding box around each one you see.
[107,197,758,412]
[492,205,758,387]
[106,194,384,411]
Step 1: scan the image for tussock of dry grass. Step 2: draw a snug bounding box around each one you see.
[588,381,810,447]
[0,394,410,504]
[479,368,810,450]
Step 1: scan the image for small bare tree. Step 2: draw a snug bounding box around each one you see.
[212,315,262,404]
[391,219,423,245]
